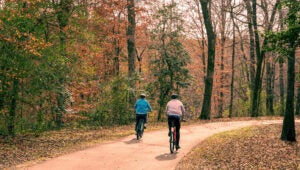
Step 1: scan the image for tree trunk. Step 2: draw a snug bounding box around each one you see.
[8,78,19,136]
[55,0,72,128]
[296,86,300,115]
[199,0,216,120]
[127,1,136,78]
[244,0,255,89]
[266,56,275,115]
[217,0,226,118]
[281,43,296,141]
[279,59,285,115]
[278,8,285,115]
[280,0,298,142]
[112,12,122,76]
[250,0,278,117]
[136,48,146,74]
[113,37,120,75]
[249,0,262,117]
[236,25,250,85]
[127,0,136,104]
[229,1,236,118]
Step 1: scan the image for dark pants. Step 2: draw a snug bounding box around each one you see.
[168,115,180,146]
[135,114,147,131]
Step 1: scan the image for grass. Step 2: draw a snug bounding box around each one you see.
[176,123,300,170]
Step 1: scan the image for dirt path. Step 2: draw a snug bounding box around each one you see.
[18,120,282,170]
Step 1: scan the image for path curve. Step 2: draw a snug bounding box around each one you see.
[19,120,283,170]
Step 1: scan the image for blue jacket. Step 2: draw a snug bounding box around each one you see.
[135,99,152,114]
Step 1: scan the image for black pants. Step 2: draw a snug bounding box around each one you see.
[168,115,180,146]
[135,114,147,131]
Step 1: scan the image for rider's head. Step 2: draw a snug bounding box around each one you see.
[140,93,146,99]
[171,93,178,99]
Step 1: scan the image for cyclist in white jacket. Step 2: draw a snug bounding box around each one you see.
[166,94,185,149]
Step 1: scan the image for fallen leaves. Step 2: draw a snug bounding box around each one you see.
[0,126,129,168]
[0,122,168,169]
[176,124,299,170]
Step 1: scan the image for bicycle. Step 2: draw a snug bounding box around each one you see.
[136,118,144,140]
[169,119,177,154]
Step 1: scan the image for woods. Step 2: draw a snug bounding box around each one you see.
[0,0,299,142]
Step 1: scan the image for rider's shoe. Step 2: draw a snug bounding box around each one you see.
[144,125,146,129]
[176,145,181,150]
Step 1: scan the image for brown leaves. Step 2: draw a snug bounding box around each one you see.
[177,124,299,170]
[0,121,169,169]
[0,124,135,168]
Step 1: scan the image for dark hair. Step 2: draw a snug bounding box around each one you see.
[171,94,178,99]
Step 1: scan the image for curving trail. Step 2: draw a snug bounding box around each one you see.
[19,120,283,170]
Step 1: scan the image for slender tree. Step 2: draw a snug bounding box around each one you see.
[229,0,236,118]
[278,7,285,115]
[265,54,275,115]
[250,0,279,117]
[262,0,276,116]
[199,0,216,120]
[127,0,136,102]
[243,0,256,89]
[217,0,227,118]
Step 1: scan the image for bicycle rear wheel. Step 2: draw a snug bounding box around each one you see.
[169,131,175,153]
[137,119,144,140]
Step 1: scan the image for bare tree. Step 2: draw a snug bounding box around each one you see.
[249,0,279,117]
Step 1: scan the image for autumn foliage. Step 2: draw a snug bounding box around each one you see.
[0,0,298,141]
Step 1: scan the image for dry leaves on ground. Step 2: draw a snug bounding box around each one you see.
[176,123,299,170]
[0,121,170,169]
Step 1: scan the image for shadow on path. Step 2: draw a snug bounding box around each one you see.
[155,153,177,161]
[124,138,141,144]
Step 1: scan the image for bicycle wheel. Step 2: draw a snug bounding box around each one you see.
[137,119,144,140]
[169,131,175,153]
[174,130,177,150]
[140,119,144,138]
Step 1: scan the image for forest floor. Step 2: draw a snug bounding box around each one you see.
[0,116,298,169]
[0,121,168,169]
[176,123,300,169]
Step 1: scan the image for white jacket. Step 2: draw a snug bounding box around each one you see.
[166,99,185,116]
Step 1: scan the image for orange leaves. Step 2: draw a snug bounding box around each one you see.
[22,34,52,57]
[5,30,52,57]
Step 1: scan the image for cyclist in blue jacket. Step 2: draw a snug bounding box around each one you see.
[134,93,152,132]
